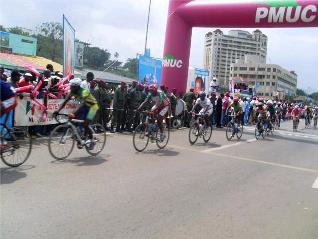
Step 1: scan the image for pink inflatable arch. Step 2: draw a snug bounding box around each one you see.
[161,0,318,93]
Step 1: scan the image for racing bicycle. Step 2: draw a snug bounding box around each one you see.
[226,111,243,141]
[48,113,106,160]
[133,112,170,152]
[188,112,212,145]
[0,113,32,167]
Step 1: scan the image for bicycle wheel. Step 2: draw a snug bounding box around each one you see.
[1,127,32,167]
[236,124,243,140]
[86,124,106,156]
[226,123,234,141]
[133,123,149,152]
[188,123,199,145]
[255,126,261,140]
[203,123,212,143]
[156,122,170,149]
[49,124,75,160]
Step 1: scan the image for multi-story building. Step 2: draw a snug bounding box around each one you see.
[230,55,297,97]
[204,29,268,87]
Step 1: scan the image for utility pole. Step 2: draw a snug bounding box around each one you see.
[144,0,152,54]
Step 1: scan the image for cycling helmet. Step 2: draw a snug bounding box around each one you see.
[149,84,158,93]
[233,97,239,102]
[69,78,82,86]
[267,100,273,106]
[199,92,206,100]
[257,102,264,107]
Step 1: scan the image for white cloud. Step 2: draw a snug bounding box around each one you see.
[1,0,318,89]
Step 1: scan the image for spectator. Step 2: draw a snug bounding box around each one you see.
[8,70,21,88]
[81,72,94,91]
[18,73,33,87]
[46,64,54,73]
[216,93,223,128]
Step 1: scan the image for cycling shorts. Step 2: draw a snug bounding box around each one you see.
[75,104,99,121]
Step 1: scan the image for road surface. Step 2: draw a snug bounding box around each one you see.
[1,120,318,239]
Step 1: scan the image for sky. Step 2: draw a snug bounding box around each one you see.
[1,0,317,91]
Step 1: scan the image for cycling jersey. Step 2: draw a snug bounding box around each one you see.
[70,88,99,121]
[229,102,242,114]
[1,80,17,114]
[70,88,98,107]
[146,91,170,117]
[194,98,213,116]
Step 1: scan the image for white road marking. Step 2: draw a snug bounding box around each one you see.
[203,142,242,152]
[312,177,318,189]
[170,144,318,174]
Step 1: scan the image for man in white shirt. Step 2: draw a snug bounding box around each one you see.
[81,72,94,91]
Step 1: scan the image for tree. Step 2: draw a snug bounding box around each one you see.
[36,22,63,62]
[7,27,30,36]
[310,92,318,101]
[296,88,307,96]
[114,52,119,59]
[123,58,138,77]
[0,25,7,32]
[84,47,111,68]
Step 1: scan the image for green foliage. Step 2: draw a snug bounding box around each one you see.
[7,27,30,36]
[84,47,111,68]
[0,25,7,32]
[123,58,138,77]
[296,88,307,96]
[310,92,318,101]
[36,22,63,63]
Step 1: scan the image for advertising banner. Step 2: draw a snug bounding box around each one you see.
[75,41,84,68]
[14,97,78,126]
[189,68,209,94]
[63,15,75,76]
[138,52,162,86]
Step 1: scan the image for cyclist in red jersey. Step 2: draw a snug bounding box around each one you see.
[138,84,170,139]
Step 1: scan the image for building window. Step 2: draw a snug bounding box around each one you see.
[265,93,269,96]
[234,67,238,71]
[258,68,265,71]
[239,67,247,71]
[272,75,276,79]
[259,82,264,86]
[266,82,270,86]
[249,67,255,71]
[266,75,270,79]
[267,68,271,72]
[273,68,277,72]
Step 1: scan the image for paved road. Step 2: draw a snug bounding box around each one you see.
[1,119,318,239]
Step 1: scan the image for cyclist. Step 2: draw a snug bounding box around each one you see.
[255,102,267,133]
[53,78,99,149]
[313,106,318,128]
[266,100,275,130]
[0,80,17,117]
[138,84,170,141]
[291,105,301,131]
[275,102,283,128]
[304,105,312,127]
[192,92,213,127]
[0,80,17,150]
[228,97,243,123]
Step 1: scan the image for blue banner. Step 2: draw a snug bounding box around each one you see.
[138,53,162,86]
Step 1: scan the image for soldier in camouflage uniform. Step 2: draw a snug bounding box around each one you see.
[183,88,197,127]
[111,82,127,133]
[125,81,141,132]
[169,88,178,117]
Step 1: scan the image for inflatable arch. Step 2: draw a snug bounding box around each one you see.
[161,0,318,93]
